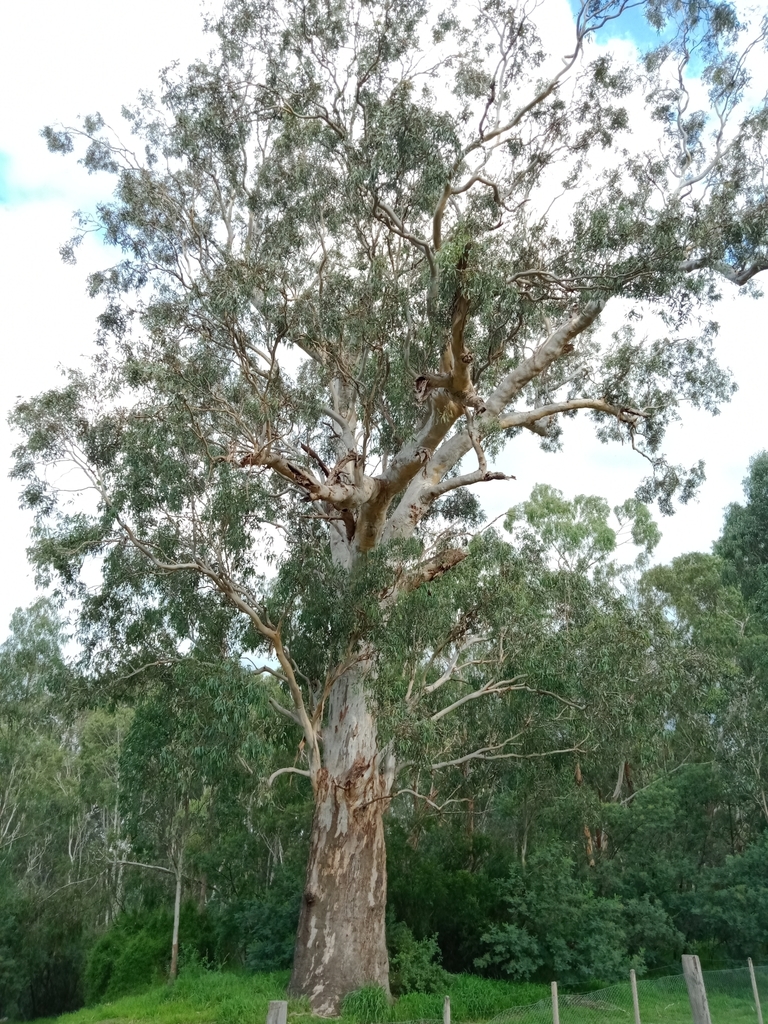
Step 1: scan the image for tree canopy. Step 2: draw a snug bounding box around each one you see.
[10,0,768,1011]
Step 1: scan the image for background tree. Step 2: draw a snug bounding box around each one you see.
[647,452,768,826]
[0,601,292,1014]
[717,451,768,614]
[114,660,275,982]
[12,0,768,1010]
[0,602,117,1018]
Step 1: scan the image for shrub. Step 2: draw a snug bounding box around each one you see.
[0,881,86,1019]
[685,832,768,961]
[84,903,215,1003]
[476,846,681,983]
[235,870,302,972]
[389,923,449,995]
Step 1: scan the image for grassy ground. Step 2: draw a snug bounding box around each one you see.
[442,977,762,1024]
[541,974,760,1024]
[37,968,764,1024]
[37,971,549,1024]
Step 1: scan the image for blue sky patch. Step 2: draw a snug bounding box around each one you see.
[566,1,666,51]
[0,152,14,204]
[0,150,63,207]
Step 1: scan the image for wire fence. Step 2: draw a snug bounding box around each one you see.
[479,963,768,1024]
[267,962,766,1024]
[365,962,768,1024]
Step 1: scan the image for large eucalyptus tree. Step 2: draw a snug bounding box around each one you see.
[13,0,768,1010]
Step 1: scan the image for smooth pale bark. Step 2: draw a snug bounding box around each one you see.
[169,844,183,982]
[289,666,393,1016]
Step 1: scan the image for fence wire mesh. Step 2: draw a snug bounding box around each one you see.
[383,964,767,1024]
[489,966,766,1024]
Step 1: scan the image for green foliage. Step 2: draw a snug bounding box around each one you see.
[686,832,768,961]
[505,485,660,572]
[12,0,768,843]
[0,879,86,1020]
[387,822,506,974]
[84,928,167,1003]
[0,603,96,1020]
[7,460,768,1012]
[235,869,303,972]
[13,0,768,1007]
[84,905,215,1003]
[388,924,449,995]
[717,451,768,613]
[476,846,676,983]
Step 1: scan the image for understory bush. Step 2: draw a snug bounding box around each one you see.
[235,869,303,972]
[84,903,216,1003]
[0,883,86,1020]
[476,846,683,983]
[388,922,450,995]
[684,832,768,960]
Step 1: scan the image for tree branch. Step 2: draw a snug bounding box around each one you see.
[431,676,527,721]
[395,788,471,812]
[114,859,175,876]
[485,300,605,415]
[388,547,468,603]
[354,393,464,551]
[267,766,313,787]
[499,397,646,430]
[680,256,768,287]
[422,634,492,695]
[383,302,607,542]
[268,696,303,726]
[321,405,357,450]
[239,445,377,509]
[431,737,585,771]
[105,513,322,775]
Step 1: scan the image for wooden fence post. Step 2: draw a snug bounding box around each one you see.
[266,1001,288,1024]
[551,981,560,1024]
[682,955,712,1024]
[443,995,451,1024]
[749,958,764,1024]
[630,968,641,1024]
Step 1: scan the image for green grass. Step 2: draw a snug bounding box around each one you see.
[36,971,548,1024]
[391,975,549,1020]
[36,968,765,1024]
[36,970,294,1024]
[547,973,762,1024]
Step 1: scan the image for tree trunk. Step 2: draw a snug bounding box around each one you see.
[289,664,393,1016]
[583,824,595,868]
[169,843,183,982]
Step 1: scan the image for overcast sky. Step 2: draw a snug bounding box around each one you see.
[0,0,766,638]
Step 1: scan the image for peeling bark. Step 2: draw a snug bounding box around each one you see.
[290,665,393,1016]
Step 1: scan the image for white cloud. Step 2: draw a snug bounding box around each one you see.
[1,0,766,638]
